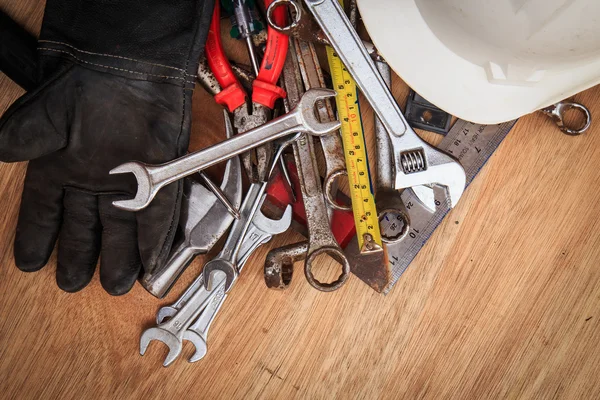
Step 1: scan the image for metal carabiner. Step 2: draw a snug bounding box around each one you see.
[541,101,592,136]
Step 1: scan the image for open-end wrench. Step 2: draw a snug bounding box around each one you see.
[281,37,350,292]
[141,197,292,367]
[294,38,350,212]
[183,198,293,362]
[110,88,341,212]
[201,133,299,293]
[140,269,227,367]
[301,0,466,208]
[141,114,243,298]
[156,203,292,324]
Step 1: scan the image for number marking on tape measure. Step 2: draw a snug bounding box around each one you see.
[327,47,382,252]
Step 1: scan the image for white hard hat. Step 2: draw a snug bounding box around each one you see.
[357,0,600,123]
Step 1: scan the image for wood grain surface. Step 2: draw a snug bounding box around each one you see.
[2,2,600,399]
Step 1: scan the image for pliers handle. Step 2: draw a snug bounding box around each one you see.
[205,0,288,113]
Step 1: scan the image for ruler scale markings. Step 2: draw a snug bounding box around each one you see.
[383,119,518,294]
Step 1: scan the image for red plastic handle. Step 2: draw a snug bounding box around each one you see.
[205,2,247,112]
[252,0,288,108]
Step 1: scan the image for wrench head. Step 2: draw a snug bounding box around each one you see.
[252,197,293,234]
[110,161,154,211]
[183,330,208,363]
[393,139,466,208]
[139,327,183,367]
[202,259,237,293]
[156,306,178,325]
[297,89,341,136]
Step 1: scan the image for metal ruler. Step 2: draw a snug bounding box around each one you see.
[327,45,383,253]
[382,119,517,294]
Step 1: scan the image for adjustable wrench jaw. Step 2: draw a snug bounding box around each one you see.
[390,132,466,208]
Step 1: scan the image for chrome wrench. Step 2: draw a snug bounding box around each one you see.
[110,88,341,212]
[183,200,292,362]
[139,269,227,367]
[302,0,466,207]
[155,205,292,324]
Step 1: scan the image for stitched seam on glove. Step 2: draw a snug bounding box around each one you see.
[38,48,197,85]
[38,40,197,78]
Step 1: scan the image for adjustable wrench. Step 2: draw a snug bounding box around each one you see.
[110,88,341,212]
[302,0,466,208]
[373,60,410,243]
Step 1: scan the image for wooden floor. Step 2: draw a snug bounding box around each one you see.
[2,2,600,399]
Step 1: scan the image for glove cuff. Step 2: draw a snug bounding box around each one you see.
[37,0,215,85]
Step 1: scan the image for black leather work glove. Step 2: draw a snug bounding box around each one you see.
[0,0,215,295]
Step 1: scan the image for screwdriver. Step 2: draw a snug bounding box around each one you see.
[226,0,263,75]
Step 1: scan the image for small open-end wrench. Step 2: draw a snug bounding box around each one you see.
[140,269,227,367]
[183,198,292,362]
[141,113,244,298]
[202,132,300,293]
[110,88,340,212]
[300,0,466,208]
[156,202,292,324]
[282,37,350,292]
[141,196,292,367]
[294,38,350,212]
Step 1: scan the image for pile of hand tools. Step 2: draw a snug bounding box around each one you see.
[1,0,591,367]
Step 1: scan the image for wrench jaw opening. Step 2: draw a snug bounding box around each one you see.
[304,246,351,292]
[392,135,467,209]
[297,89,341,136]
[183,330,208,363]
[202,259,238,293]
[139,327,182,367]
[109,161,155,212]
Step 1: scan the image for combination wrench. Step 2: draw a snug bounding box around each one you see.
[281,37,350,291]
[156,211,290,324]
[294,38,349,212]
[183,202,292,362]
[300,0,466,208]
[110,88,341,212]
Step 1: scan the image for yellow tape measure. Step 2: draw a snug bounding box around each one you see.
[326,46,383,253]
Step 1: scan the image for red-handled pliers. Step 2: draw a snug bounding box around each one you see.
[205,0,289,182]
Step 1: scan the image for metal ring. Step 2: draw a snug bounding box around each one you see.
[555,102,592,136]
[266,0,301,33]
[324,169,352,211]
[304,246,350,292]
[378,208,410,244]
[542,101,592,136]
